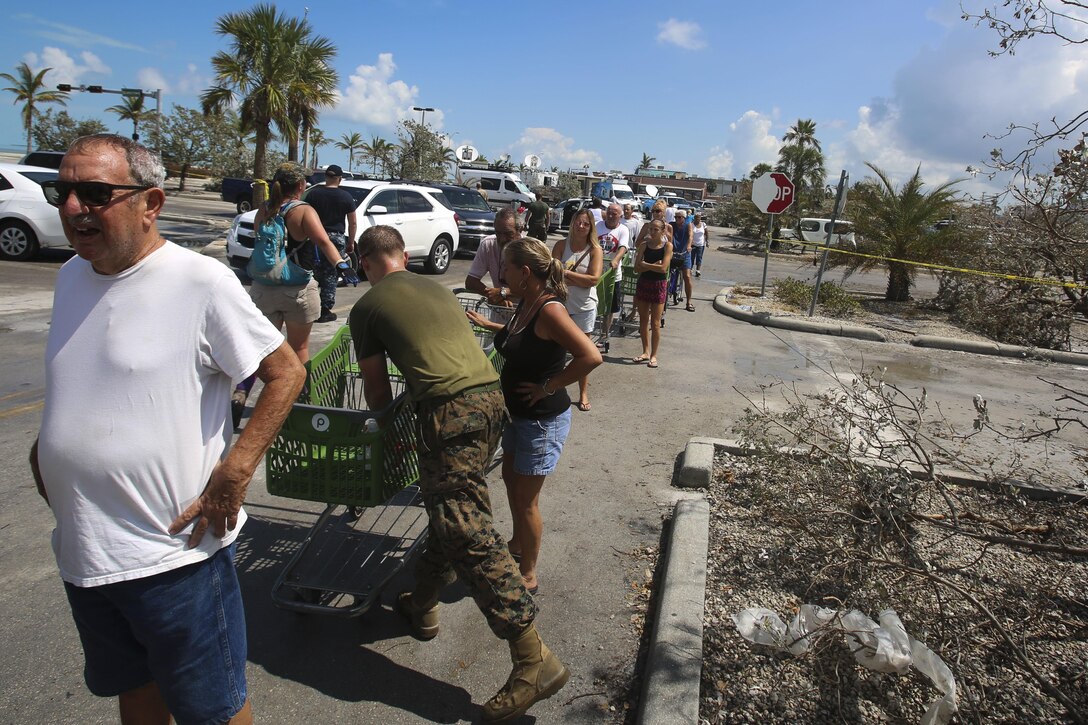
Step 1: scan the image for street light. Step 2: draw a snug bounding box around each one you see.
[57,83,164,151]
[411,106,435,172]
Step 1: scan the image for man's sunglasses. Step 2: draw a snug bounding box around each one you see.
[42,180,153,208]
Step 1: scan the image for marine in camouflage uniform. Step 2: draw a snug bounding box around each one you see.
[411,386,536,637]
[349,226,568,721]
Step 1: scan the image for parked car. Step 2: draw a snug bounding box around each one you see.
[778,218,856,251]
[0,163,68,261]
[225,179,459,275]
[548,197,595,232]
[457,167,536,210]
[220,177,256,214]
[425,183,495,255]
[640,194,696,216]
[18,150,66,170]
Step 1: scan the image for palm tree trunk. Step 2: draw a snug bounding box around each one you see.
[179,164,189,192]
[886,262,912,302]
[25,124,32,155]
[254,125,270,180]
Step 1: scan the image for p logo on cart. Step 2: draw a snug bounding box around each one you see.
[311,413,331,432]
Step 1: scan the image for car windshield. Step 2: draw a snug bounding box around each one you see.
[512,179,532,194]
[442,187,490,211]
[613,189,635,200]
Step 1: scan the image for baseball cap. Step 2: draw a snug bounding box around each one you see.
[325,164,343,177]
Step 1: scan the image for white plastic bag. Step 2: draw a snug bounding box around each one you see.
[734,605,957,725]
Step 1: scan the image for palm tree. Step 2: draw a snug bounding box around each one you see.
[305,127,327,169]
[0,62,68,153]
[782,118,821,152]
[279,37,338,162]
[843,162,963,301]
[106,93,146,141]
[201,4,336,179]
[638,152,656,172]
[335,132,364,173]
[749,162,773,179]
[777,118,826,224]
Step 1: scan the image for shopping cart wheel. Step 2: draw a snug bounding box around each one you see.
[347,505,365,521]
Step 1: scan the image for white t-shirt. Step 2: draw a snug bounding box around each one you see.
[596,219,630,282]
[692,222,707,247]
[590,207,604,224]
[664,207,677,224]
[39,243,284,587]
[560,241,598,314]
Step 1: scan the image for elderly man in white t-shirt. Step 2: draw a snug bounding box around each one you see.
[595,203,631,352]
[31,134,305,725]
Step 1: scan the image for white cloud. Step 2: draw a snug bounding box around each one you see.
[137,68,170,94]
[705,147,735,179]
[173,64,208,95]
[725,111,782,177]
[17,14,146,52]
[333,53,444,130]
[657,19,707,51]
[512,127,602,170]
[24,47,110,85]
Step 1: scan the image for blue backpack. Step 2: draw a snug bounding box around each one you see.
[247,200,312,286]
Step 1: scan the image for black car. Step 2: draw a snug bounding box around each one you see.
[426,183,495,255]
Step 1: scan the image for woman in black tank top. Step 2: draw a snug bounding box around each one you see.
[632,214,673,368]
[467,239,602,594]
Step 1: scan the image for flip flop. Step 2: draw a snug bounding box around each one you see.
[632,355,650,364]
[576,400,591,412]
[648,359,659,368]
[686,304,696,312]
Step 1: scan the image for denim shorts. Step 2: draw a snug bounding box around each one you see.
[63,544,248,724]
[501,408,572,476]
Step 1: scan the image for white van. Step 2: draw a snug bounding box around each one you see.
[458,168,536,209]
[781,218,856,250]
[591,178,637,208]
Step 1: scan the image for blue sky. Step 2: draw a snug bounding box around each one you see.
[2,1,1085,198]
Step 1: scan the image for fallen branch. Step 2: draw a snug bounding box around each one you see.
[911,514,1088,556]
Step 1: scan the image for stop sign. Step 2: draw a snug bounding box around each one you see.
[751,172,795,214]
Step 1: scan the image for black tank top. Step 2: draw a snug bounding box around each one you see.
[281,201,316,271]
[494,298,570,419]
[640,244,667,281]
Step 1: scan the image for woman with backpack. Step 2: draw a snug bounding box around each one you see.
[232,162,358,428]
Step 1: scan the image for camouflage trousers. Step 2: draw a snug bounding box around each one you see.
[314,232,347,313]
[414,386,537,640]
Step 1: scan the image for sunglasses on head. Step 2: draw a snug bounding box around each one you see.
[42,180,153,208]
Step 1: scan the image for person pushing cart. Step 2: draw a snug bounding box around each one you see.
[347,225,569,722]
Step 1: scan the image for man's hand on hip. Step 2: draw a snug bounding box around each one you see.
[169,460,249,548]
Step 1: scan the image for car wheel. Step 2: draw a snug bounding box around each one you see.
[0,220,40,261]
[237,199,253,214]
[425,236,453,274]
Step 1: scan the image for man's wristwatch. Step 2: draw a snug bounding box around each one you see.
[499,287,509,300]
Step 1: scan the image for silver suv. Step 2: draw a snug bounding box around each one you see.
[226,179,460,274]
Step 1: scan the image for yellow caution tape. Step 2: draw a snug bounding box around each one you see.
[768,238,1088,291]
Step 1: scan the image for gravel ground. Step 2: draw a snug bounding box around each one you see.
[700,451,1088,724]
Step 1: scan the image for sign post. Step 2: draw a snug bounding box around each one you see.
[751,172,795,296]
[808,170,849,316]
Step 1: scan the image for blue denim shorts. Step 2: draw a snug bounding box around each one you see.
[502,408,572,476]
[63,544,248,724]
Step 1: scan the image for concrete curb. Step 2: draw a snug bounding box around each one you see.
[713,289,888,342]
[712,288,1088,367]
[160,213,224,228]
[679,439,714,488]
[638,497,709,725]
[201,239,227,257]
[912,335,1088,366]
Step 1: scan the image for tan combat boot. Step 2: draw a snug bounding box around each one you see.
[481,623,570,722]
[394,591,440,640]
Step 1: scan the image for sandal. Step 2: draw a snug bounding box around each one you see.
[686,304,696,312]
[632,355,650,364]
[647,358,659,368]
[576,400,591,412]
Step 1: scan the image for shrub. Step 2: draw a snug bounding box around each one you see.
[935,273,1072,350]
[772,277,860,317]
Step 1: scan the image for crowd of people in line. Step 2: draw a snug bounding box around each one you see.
[29,136,711,724]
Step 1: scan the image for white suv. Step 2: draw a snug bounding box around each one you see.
[225,179,460,274]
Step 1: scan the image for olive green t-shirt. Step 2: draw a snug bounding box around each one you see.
[348,271,498,402]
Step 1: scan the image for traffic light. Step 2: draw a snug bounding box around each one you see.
[87,85,103,93]
[56,84,71,92]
